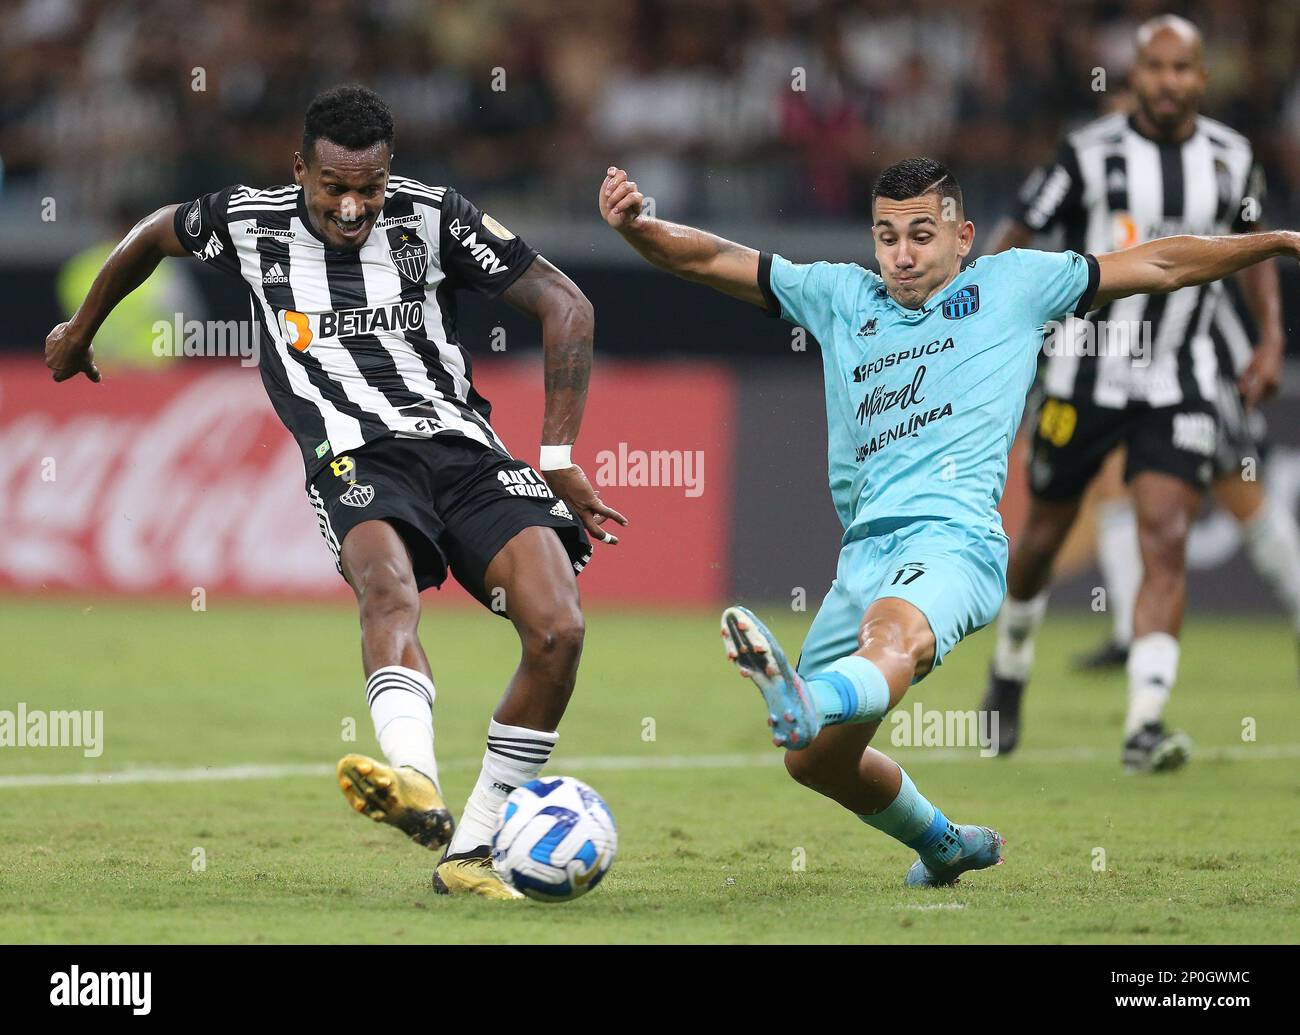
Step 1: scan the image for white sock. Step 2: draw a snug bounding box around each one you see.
[366,666,439,788]
[991,592,1049,680]
[1124,632,1179,736]
[1241,499,1300,632]
[1096,499,1141,647]
[448,719,558,855]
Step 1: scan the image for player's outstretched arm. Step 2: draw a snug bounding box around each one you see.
[1094,230,1300,310]
[502,256,628,545]
[599,167,764,307]
[44,204,191,383]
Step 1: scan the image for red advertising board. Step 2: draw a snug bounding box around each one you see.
[0,358,735,605]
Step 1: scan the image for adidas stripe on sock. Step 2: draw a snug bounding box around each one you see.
[448,719,559,855]
[366,665,439,788]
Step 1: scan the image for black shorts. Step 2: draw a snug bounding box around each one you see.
[307,435,592,612]
[1212,376,1269,478]
[1027,395,1218,501]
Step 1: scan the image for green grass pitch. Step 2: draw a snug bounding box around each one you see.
[2,599,1296,944]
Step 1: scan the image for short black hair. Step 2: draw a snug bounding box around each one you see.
[302,84,394,161]
[872,157,963,217]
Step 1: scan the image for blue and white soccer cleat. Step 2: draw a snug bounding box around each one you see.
[721,605,820,750]
[904,824,1006,887]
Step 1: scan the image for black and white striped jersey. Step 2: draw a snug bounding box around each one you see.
[173,178,537,475]
[1016,112,1263,410]
[1209,280,1255,382]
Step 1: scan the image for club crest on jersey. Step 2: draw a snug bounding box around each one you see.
[941,285,979,320]
[340,483,375,508]
[391,235,428,283]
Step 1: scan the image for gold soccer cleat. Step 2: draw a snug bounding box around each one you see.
[433,846,525,900]
[336,754,454,850]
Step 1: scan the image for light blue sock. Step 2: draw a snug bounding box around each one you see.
[859,765,960,866]
[806,655,891,726]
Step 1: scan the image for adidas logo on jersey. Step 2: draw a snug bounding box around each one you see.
[549,500,572,519]
[263,262,289,285]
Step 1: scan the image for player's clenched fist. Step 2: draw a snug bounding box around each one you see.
[599,167,646,231]
[44,321,101,383]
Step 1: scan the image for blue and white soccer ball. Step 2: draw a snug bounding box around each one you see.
[491,776,618,902]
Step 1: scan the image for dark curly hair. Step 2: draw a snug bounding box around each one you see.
[302,84,394,160]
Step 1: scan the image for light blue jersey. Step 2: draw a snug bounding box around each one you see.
[761,248,1098,545]
[759,247,1098,675]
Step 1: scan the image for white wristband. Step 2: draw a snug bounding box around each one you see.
[539,444,574,471]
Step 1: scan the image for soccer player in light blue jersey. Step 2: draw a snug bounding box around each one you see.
[600,157,1299,886]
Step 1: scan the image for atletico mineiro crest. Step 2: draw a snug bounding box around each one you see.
[941,285,979,320]
[391,233,428,283]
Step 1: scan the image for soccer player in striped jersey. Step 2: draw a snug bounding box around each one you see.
[601,152,1297,886]
[981,15,1289,769]
[1071,288,1300,676]
[43,85,627,899]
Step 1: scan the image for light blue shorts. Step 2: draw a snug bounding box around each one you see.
[796,520,1008,683]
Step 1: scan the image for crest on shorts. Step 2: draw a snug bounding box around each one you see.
[941,285,979,320]
[391,234,428,283]
[340,483,375,508]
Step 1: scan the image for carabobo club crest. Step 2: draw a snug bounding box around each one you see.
[391,235,428,283]
[941,285,979,320]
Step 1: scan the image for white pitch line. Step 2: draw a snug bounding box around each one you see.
[1,742,1298,789]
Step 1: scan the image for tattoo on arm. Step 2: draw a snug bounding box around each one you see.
[544,360,590,393]
[503,258,595,444]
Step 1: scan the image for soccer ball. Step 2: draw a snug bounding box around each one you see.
[491,776,617,902]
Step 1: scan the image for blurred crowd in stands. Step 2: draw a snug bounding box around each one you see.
[3,0,1299,236]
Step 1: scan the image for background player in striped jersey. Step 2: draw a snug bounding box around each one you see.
[980,16,1289,770]
[43,85,627,899]
[1071,286,1300,675]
